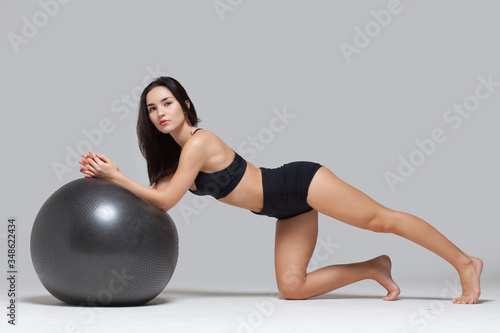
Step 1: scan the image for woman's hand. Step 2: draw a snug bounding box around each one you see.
[79,151,121,181]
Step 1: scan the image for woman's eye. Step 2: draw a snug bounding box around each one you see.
[149,107,155,112]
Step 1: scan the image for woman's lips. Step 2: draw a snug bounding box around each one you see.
[159,119,169,126]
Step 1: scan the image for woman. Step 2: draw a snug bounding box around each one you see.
[79,77,482,304]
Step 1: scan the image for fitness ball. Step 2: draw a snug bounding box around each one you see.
[30,178,179,306]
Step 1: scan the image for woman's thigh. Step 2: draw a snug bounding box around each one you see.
[274,209,318,291]
[307,167,393,230]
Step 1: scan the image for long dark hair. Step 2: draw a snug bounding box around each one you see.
[137,77,200,186]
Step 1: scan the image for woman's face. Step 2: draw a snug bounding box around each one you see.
[146,86,189,134]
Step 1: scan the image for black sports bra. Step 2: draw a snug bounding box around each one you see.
[188,129,247,199]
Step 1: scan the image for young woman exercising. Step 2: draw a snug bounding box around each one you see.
[79,77,482,304]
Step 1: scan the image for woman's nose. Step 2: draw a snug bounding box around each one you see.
[157,106,166,117]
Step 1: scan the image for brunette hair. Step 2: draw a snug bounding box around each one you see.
[136,77,200,186]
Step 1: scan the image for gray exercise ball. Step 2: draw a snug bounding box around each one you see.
[30,178,179,306]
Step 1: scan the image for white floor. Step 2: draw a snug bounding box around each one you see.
[3,279,499,333]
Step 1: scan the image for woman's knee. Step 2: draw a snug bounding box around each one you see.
[277,273,307,300]
[278,283,307,300]
[367,208,400,233]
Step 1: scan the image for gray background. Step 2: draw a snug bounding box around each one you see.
[1,0,498,298]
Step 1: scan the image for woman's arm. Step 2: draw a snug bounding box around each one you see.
[80,139,207,212]
[153,174,174,191]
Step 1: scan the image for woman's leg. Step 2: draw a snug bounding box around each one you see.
[306,166,483,304]
[274,209,400,300]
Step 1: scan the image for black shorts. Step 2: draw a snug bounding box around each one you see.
[252,161,322,219]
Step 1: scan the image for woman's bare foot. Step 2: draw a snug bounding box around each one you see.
[369,255,401,301]
[452,255,483,304]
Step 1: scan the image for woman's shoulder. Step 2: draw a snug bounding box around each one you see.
[182,129,225,156]
[186,129,221,147]
[181,129,234,170]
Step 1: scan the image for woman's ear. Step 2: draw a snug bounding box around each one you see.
[185,100,190,109]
